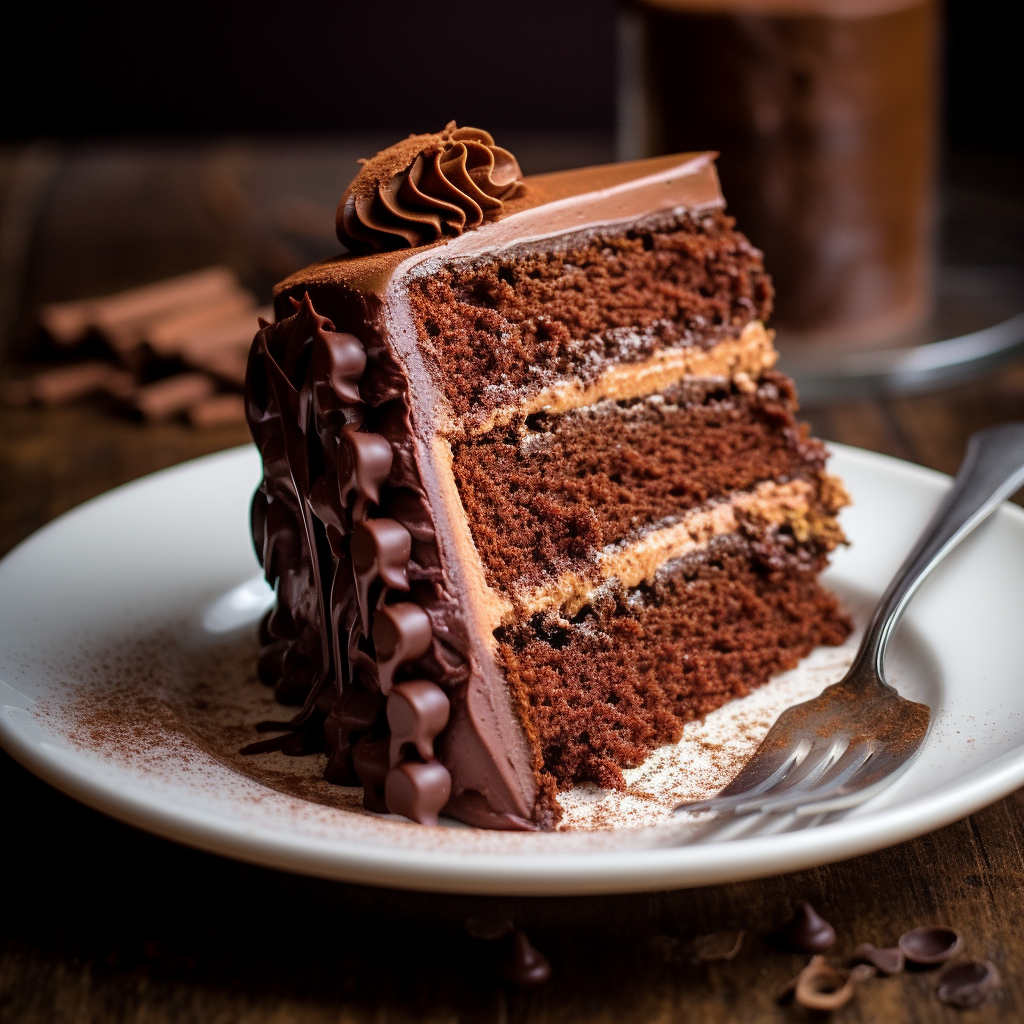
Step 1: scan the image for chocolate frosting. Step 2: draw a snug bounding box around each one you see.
[337,122,524,254]
[245,291,469,823]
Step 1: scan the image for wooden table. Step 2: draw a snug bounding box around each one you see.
[2,365,1024,1023]
[3,134,1023,1021]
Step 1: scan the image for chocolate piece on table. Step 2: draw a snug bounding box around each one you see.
[690,930,746,963]
[854,941,905,974]
[131,372,216,421]
[191,350,249,388]
[40,266,240,348]
[143,289,256,357]
[100,369,140,402]
[496,929,551,986]
[178,306,272,365]
[26,362,117,406]
[187,394,247,428]
[776,902,836,953]
[898,926,962,965]
[936,959,1001,1008]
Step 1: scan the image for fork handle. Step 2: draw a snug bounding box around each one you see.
[853,422,1024,679]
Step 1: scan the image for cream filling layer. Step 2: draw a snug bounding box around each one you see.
[466,320,776,437]
[508,479,820,625]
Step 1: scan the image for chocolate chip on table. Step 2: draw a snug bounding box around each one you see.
[496,929,551,986]
[776,902,836,953]
[936,959,1001,1008]
[691,929,746,963]
[854,942,905,975]
[899,926,962,965]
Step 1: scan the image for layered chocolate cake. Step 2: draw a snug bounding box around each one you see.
[245,124,851,830]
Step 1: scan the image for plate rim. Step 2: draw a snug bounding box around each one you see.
[3,442,1024,895]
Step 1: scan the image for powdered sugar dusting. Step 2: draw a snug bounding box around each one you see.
[33,610,859,846]
[557,639,858,830]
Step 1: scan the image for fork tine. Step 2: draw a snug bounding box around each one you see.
[675,740,809,814]
[794,746,913,816]
[753,741,876,814]
[732,736,849,814]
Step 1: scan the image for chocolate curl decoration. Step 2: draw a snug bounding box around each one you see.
[384,760,452,826]
[338,425,393,523]
[337,122,524,254]
[351,518,412,635]
[373,602,433,694]
[387,680,450,765]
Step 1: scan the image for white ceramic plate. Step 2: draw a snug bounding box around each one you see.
[2,443,1024,895]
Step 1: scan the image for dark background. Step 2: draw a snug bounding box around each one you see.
[1,0,1018,153]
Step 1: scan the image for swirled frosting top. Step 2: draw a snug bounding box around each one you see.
[284,151,724,301]
[337,123,525,254]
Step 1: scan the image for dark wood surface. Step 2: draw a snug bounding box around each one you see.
[2,365,1024,1023]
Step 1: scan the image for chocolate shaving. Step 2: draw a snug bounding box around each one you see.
[899,926,961,965]
[690,930,746,963]
[775,902,836,953]
[936,959,1001,1008]
[854,941,905,975]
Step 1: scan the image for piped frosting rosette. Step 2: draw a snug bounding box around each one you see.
[337,122,524,253]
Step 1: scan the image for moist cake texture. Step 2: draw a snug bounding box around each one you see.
[244,125,851,830]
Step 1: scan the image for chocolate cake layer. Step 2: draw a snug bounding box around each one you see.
[408,210,773,419]
[498,536,851,792]
[451,370,823,592]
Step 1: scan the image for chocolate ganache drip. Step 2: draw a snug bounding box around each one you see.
[245,292,463,825]
[337,122,525,254]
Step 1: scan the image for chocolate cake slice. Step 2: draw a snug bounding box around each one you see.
[245,124,851,830]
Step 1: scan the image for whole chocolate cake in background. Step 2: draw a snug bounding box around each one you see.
[244,123,851,831]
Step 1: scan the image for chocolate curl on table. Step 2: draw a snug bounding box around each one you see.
[780,957,875,1011]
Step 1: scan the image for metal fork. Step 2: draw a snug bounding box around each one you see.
[676,422,1024,820]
